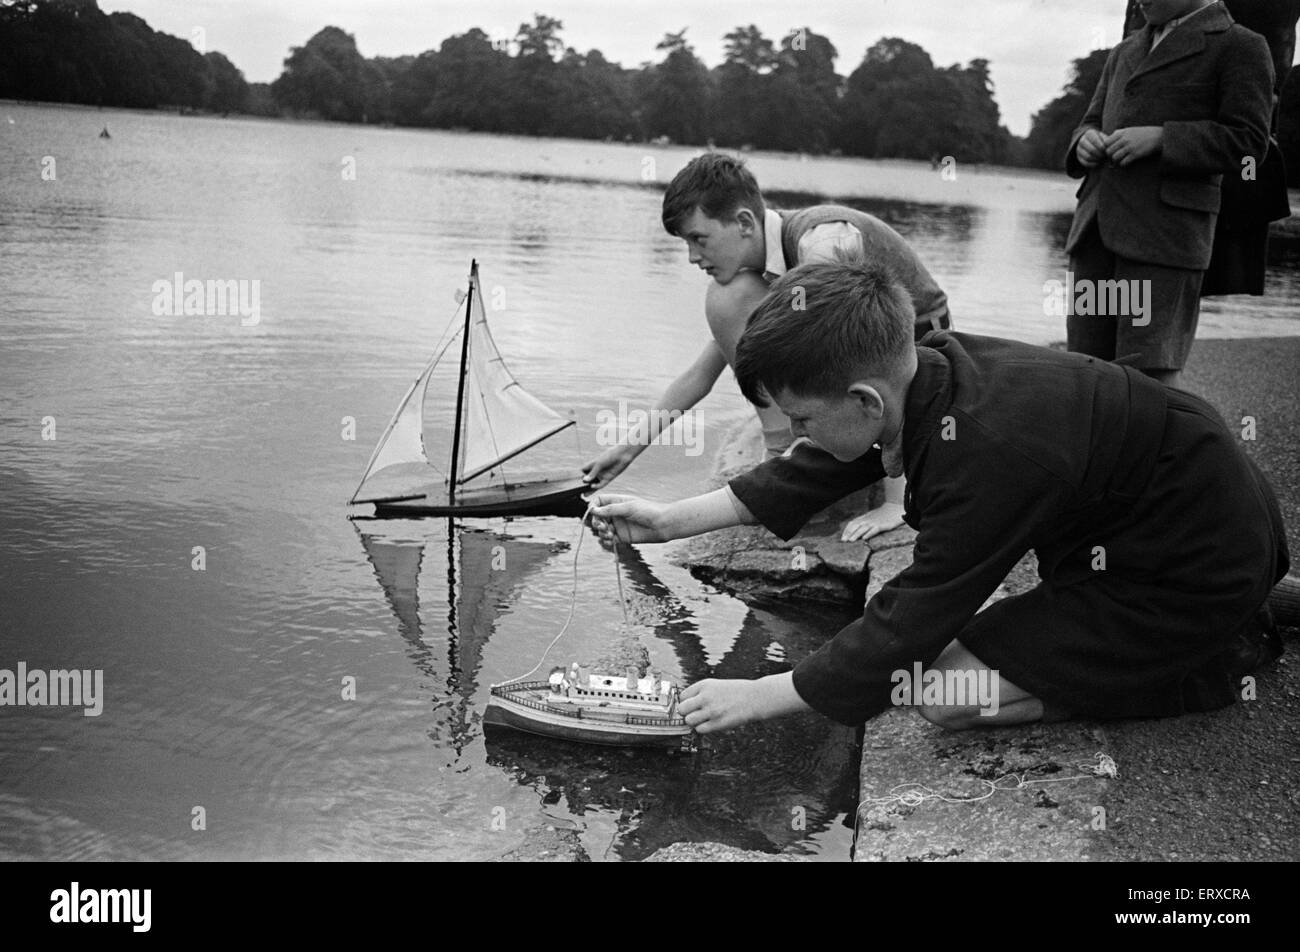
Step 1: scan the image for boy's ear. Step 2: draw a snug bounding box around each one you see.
[847,382,886,419]
[734,207,758,234]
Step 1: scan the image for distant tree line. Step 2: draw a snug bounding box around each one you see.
[5,0,1300,179]
[265,17,1022,164]
[0,0,266,113]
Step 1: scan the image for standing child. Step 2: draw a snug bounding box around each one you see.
[1064,0,1273,389]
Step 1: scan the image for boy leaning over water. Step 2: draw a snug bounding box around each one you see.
[590,260,1288,733]
[582,153,950,542]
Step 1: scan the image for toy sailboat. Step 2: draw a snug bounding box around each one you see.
[485,664,696,749]
[350,260,589,518]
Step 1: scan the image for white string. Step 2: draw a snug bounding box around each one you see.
[495,500,629,686]
[857,752,1118,814]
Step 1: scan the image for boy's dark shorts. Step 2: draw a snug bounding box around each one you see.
[955,386,1288,720]
[1067,222,1204,372]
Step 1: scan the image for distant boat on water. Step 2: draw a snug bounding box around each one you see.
[99,126,110,139]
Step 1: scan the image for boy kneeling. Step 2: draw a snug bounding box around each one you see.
[591,261,1289,732]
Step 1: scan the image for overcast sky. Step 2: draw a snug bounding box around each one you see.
[103,0,1150,136]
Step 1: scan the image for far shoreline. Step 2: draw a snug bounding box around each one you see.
[9,97,1300,236]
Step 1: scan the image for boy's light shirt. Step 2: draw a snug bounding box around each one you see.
[760,209,865,283]
[757,208,895,464]
[1150,0,1216,49]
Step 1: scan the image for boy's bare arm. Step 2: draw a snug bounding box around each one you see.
[655,341,729,428]
[589,487,757,544]
[589,484,807,733]
[581,341,726,487]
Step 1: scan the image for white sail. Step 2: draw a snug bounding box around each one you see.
[351,262,575,506]
[457,268,573,484]
[374,367,434,473]
[348,356,436,503]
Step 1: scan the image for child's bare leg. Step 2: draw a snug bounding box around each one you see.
[841,474,907,541]
[915,639,1051,730]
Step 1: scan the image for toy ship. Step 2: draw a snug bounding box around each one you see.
[485,664,696,750]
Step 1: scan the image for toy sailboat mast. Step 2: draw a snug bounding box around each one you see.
[349,258,589,518]
[447,260,477,507]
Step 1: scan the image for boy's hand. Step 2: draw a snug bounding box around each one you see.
[589,493,669,546]
[1075,128,1108,168]
[582,444,638,489]
[677,679,765,733]
[678,673,812,733]
[840,501,906,542]
[1103,126,1163,167]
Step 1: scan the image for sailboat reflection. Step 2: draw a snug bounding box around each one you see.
[357,520,860,860]
[358,520,559,756]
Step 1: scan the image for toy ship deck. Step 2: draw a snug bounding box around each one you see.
[485,669,695,750]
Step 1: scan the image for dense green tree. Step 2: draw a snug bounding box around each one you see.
[639,30,712,145]
[1023,49,1110,170]
[271,26,381,122]
[836,38,1008,163]
[768,28,840,152]
[0,0,249,111]
[550,47,638,140]
[838,38,934,157]
[711,24,777,147]
[506,13,564,134]
[204,51,249,113]
[419,28,512,131]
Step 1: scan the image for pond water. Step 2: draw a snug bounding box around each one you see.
[2,102,1297,860]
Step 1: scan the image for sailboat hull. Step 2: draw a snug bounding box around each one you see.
[371,475,590,518]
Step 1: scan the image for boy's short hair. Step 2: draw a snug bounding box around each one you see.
[662,153,765,236]
[735,260,915,408]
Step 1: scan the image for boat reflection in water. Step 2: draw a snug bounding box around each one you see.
[358,521,559,756]
[357,520,862,860]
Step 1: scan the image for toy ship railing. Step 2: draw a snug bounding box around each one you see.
[625,714,689,727]
[493,681,550,695]
[490,683,688,726]
[491,685,583,719]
